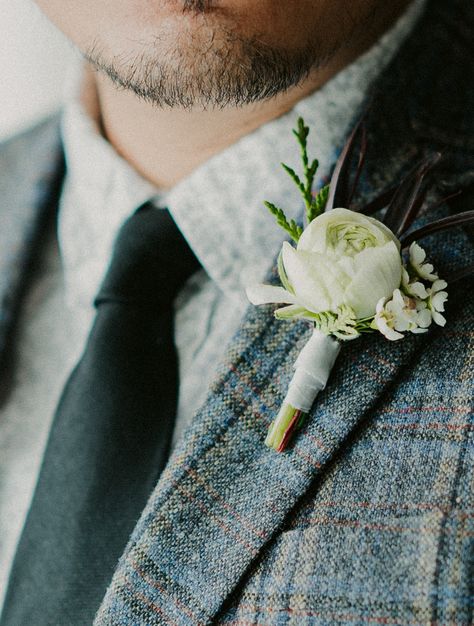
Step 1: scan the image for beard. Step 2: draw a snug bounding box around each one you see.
[84,15,328,109]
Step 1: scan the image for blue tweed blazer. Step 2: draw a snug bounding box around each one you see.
[0,0,473,624]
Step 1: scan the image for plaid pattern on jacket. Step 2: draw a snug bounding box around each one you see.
[0,0,472,624]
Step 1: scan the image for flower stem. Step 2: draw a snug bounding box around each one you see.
[265,402,307,452]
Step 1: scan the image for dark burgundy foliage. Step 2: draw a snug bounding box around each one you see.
[329,113,473,282]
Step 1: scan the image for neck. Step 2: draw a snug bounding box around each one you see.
[93,3,411,190]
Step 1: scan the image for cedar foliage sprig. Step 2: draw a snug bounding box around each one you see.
[264,201,302,243]
[265,117,329,241]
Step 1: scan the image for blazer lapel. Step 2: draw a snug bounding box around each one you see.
[0,116,63,399]
[95,2,474,623]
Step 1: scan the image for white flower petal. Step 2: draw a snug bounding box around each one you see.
[393,317,411,332]
[417,308,432,328]
[432,311,447,326]
[374,314,404,341]
[402,269,428,299]
[281,243,334,313]
[376,296,387,314]
[420,263,437,281]
[410,281,428,299]
[298,207,399,253]
[432,279,448,293]
[344,242,402,318]
[409,242,438,281]
[432,291,448,311]
[274,304,307,320]
[409,242,425,265]
[391,289,405,310]
[246,284,296,306]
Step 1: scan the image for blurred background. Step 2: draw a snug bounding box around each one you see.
[0,0,77,141]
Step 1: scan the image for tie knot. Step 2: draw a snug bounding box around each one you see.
[96,205,200,308]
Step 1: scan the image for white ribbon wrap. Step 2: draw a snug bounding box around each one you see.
[284,330,341,412]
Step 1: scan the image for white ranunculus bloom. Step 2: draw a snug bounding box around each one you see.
[246,208,403,319]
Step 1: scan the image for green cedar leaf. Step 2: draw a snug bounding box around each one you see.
[264,201,302,243]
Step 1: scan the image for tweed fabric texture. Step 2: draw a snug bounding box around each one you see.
[216,226,474,626]
[93,215,473,626]
[94,0,474,623]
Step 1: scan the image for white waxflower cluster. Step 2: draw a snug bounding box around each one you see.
[373,242,448,341]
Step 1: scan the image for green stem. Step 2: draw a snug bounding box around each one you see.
[265,402,307,452]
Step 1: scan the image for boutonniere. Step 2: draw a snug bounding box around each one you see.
[246,117,474,452]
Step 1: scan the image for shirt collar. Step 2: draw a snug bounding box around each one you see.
[59,0,426,311]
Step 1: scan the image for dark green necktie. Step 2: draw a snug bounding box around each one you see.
[1,205,200,626]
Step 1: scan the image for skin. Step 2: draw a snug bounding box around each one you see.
[35,0,411,188]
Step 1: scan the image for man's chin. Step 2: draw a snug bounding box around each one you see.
[85,30,316,110]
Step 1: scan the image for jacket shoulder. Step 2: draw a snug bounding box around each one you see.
[0,115,62,209]
[0,115,63,369]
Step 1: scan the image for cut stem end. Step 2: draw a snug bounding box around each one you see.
[265,403,307,452]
